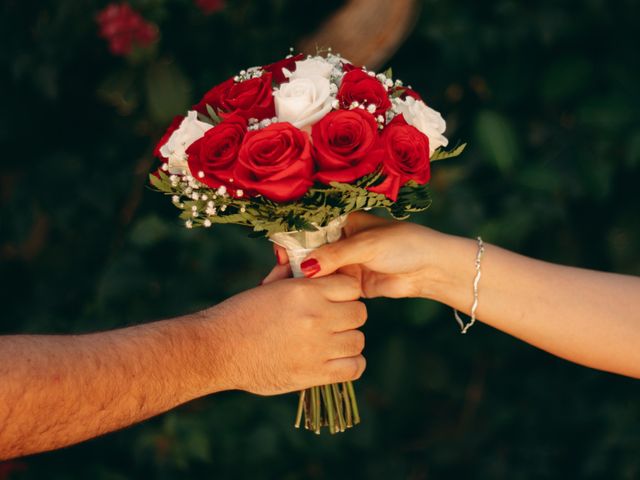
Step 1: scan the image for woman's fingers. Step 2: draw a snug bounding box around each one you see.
[273,243,289,266]
[271,213,390,280]
[343,211,392,237]
[299,232,377,279]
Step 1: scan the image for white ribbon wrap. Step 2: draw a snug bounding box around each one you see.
[270,215,347,278]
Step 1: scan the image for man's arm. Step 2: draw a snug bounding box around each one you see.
[0,315,225,460]
[0,275,367,459]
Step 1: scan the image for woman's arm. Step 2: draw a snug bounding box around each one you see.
[425,233,640,379]
[269,212,640,379]
[0,275,367,460]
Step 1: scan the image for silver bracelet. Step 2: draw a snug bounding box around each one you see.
[454,236,485,334]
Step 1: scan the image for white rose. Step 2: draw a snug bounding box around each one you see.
[393,97,449,154]
[285,57,334,80]
[274,76,334,130]
[159,111,213,174]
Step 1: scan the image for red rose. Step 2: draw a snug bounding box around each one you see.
[341,62,363,73]
[194,0,225,14]
[194,72,275,121]
[337,69,391,116]
[264,53,305,84]
[368,115,431,201]
[234,122,313,202]
[312,109,380,184]
[96,3,158,56]
[154,115,184,161]
[186,115,246,190]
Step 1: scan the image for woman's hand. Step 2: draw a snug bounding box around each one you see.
[263,212,640,380]
[264,212,465,299]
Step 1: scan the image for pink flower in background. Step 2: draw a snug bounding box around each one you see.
[0,461,27,480]
[96,3,158,56]
[195,0,225,15]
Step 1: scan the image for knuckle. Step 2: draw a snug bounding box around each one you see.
[319,243,336,257]
[358,231,377,252]
[299,314,317,332]
[289,280,309,298]
[289,280,317,304]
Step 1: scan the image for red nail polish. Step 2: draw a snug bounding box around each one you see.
[300,258,320,277]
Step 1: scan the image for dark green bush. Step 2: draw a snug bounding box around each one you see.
[1,0,639,478]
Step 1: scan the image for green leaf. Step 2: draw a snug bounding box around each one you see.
[149,173,164,191]
[205,104,223,125]
[389,87,406,99]
[431,142,467,162]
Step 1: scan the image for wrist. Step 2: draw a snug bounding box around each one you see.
[175,305,238,398]
[415,231,478,305]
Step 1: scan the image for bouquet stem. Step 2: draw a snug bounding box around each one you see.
[294,381,360,434]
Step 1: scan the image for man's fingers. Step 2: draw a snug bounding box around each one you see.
[311,274,362,301]
[328,301,367,332]
[328,330,365,359]
[261,264,291,285]
[323,355,367,383]
[300,233,376,279]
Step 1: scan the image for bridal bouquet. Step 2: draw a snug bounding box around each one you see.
[150,51,465,434]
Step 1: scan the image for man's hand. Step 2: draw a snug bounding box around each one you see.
[0,273,366,459]
[211,274,367,395]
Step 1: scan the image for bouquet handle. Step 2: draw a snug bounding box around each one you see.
[270,215,360,434]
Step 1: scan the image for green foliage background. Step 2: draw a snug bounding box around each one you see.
[1,0,639,478]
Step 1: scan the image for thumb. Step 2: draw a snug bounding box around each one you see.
[299,232,377,278]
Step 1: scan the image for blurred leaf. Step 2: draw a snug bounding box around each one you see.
[474,110,520,174]
[146,60,191,123]
[540,56,592,103]
[625,131,640,168]
[97,70,139,115]
[578,94,635,131]
[129,214,171,247]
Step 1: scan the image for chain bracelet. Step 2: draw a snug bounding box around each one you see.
[454,236,485,334]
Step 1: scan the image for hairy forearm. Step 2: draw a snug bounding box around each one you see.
[426,234,640,378]
[0,310,229,460]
